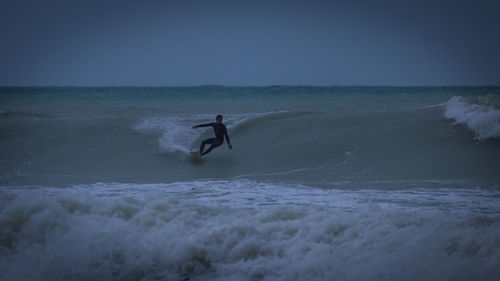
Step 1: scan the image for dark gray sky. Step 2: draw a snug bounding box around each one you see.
[1,0,499,86]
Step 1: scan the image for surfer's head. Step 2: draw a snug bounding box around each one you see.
[216,114,223,124]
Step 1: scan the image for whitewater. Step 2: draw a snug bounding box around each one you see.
[1,86,499,281]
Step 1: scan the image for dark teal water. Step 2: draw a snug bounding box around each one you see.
[1,86,499,187]
[1,87,499,281]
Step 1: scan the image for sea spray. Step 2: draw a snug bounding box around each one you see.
[444,95,500,140]
[132,112,286,153]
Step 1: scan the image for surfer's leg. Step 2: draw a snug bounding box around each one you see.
[200,138,216,154]
[202,141,223,156]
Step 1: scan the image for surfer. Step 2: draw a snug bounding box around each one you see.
[192,115,232,156]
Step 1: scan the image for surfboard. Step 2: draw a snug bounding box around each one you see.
[190,151,202,160]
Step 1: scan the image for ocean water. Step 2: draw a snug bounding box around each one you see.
[0,86,499,281]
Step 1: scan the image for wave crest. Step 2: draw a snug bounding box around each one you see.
[132,112,288,154]
[444,95,500,140]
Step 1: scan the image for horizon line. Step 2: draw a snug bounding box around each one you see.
[1,84,499,88]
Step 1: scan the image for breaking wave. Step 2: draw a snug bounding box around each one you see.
[1,180,499,281]
[132,111,292,153]
[444,95,500,140]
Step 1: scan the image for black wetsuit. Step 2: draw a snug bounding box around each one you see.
[197,122,231,155]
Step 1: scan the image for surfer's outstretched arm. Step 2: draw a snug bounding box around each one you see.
[192,123,213,129]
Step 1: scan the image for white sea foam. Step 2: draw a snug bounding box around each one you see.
[1,180,499,281]
[444,95,500,139]
[132,112,284,153]
[133,116,199,153]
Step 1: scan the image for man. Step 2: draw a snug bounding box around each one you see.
[192,114,232,156]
